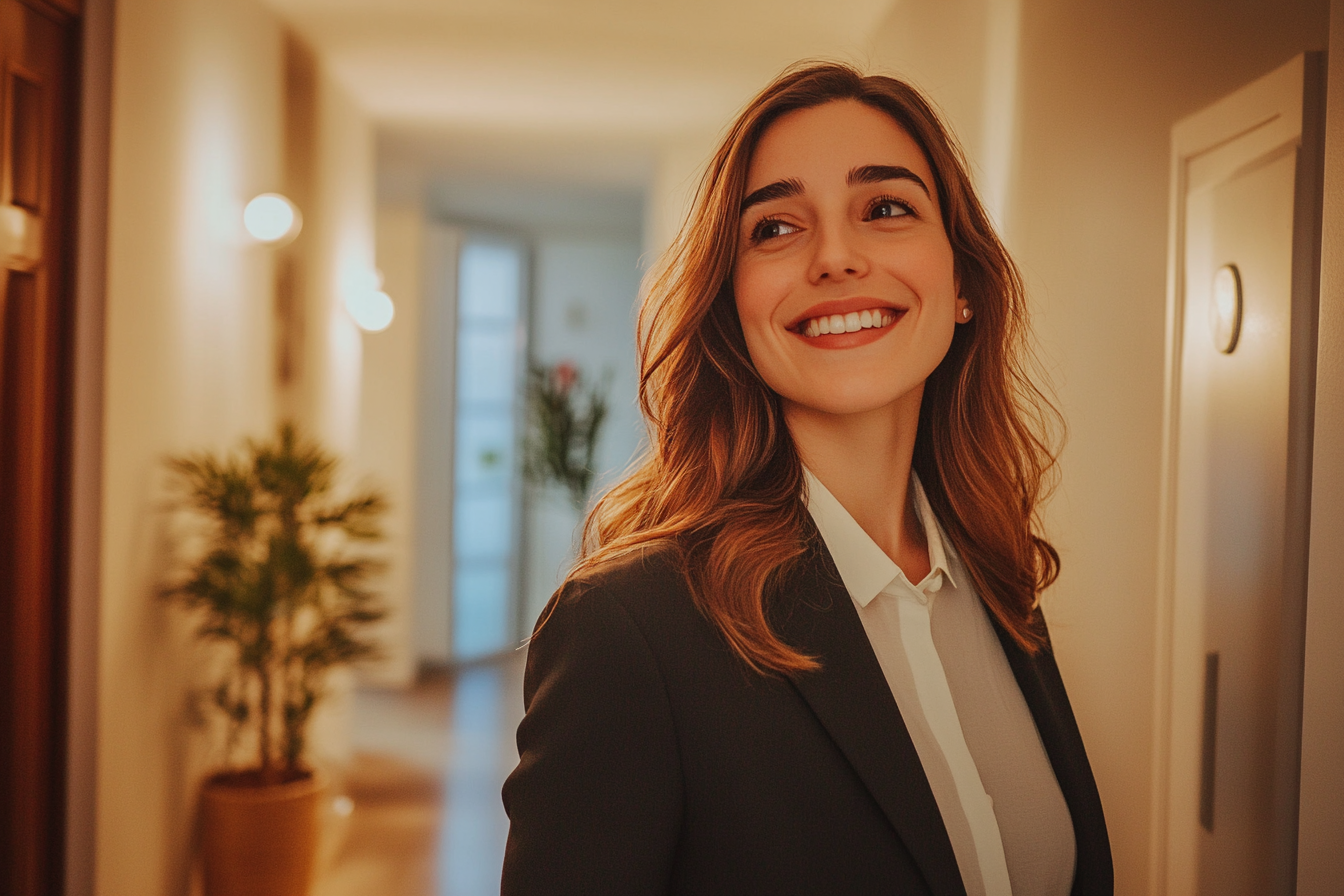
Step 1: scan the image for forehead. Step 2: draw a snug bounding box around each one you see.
[745,99,934,190]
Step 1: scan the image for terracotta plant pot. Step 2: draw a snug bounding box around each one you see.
[199,768,327,896]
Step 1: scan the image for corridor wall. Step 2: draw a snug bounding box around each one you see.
[359,203,430,685]
[97,0,374,891]
[98,0,283,891]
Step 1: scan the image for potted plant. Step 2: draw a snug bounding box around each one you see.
[163,423,387,896]
[523,359,609,510]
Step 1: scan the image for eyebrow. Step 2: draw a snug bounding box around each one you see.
[739,165,932,214]
[740,178,803,213]
[847,164,930,197]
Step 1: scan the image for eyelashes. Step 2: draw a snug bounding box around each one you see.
[865,195,917,220]
[744,194,919,245]
[748,218,800,243]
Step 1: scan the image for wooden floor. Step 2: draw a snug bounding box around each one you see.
[314,652,527,896]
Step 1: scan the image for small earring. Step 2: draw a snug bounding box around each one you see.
[961,307,971,320]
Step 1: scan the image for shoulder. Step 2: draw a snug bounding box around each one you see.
[523,540,756,705]
[536,542,698,642]
[504,554,687,894]
[568,541,689,599]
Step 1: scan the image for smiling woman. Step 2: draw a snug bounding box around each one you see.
[733,102,962,432]
[501,62,1113,896]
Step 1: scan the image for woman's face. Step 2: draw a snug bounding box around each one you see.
[732,100,966,425]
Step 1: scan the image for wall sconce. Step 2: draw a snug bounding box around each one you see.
[346,270,395,332]
[1209,263,1242,354]
[244,193,302,244]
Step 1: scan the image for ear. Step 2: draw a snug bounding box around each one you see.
[955,297,972,323]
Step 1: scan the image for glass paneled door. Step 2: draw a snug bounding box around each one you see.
[451,237,527,660]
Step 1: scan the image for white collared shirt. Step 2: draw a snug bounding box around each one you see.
[804,469,1075,896]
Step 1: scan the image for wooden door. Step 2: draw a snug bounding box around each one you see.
[0,1,79,894]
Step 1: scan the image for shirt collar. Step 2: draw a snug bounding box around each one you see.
[803,467,958,608]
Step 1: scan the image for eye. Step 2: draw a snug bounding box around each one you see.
[750,218,801,243]
[866,196,915,221]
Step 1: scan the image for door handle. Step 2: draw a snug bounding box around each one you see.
[1200,651,1220,831]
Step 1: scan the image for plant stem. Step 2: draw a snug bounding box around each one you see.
[257,660,273,780]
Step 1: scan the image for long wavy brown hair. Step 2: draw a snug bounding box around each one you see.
[566,62,1061,675]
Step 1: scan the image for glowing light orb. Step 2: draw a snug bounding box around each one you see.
[243,193,301,243]
[346,289,395,332]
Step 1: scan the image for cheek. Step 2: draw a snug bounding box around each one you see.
[730,264,786,371]
[900,240,958,302]
[731,263,775,332]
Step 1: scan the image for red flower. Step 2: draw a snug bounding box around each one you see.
[551,361,578,396]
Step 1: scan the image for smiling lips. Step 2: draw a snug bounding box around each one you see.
[796,307,901,339]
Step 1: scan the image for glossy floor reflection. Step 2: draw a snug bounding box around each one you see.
[315,652,527,896]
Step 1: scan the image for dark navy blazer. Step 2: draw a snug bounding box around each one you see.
[501,536,1112,895]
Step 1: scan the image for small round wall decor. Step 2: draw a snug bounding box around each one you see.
[1210,264,1243,355]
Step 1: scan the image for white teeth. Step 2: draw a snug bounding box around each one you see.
[798,308,897,338]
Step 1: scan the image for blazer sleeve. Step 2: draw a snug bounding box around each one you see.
[501,581,683,896]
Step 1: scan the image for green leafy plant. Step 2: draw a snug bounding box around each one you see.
[523,360,609,511]
[164,423,387,784]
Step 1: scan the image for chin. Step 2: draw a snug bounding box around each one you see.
[784,385,919,420]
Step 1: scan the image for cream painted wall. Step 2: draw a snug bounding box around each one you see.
[642,134,718,271]
[97,0,376,891]
[298,69,375,460]
[99,0,283,891]
[280,48,378,771]
[866,0,1021,228]
[1001,2,1327,893]
[360,204,427,686]
[411,222,461,663]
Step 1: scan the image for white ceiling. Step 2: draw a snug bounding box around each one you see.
[264,0,901,189]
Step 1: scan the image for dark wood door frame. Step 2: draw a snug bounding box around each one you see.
[0,0,86,894]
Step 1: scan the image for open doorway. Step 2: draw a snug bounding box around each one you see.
[319,174,645,894]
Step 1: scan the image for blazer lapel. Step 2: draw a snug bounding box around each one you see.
[774,537,967,896]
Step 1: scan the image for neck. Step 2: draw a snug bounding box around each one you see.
[786,388,931,582]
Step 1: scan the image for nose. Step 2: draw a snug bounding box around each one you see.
[807,220,868,283]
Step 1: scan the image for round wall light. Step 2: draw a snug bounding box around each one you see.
[1209,263,1243,354]
[243,193,302,244]
[346,289,395,332]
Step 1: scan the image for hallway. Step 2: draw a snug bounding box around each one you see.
[315,655,527,896]
[41,1,1344,894]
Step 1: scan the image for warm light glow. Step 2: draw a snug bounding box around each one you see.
[346,289,394,332]
[243,193,301,243]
